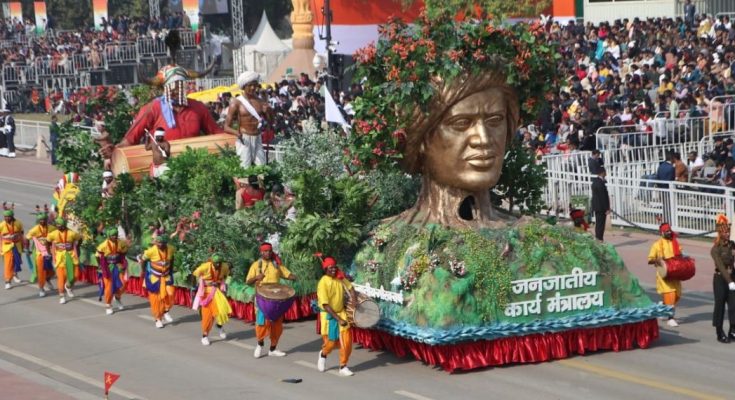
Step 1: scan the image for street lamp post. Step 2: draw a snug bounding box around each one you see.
[320,0,338,94]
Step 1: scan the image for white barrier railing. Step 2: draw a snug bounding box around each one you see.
[72,51,106,71]
[596,116,709,150]
[179,30,198,48]
[2,64,37,85]
[137,37,168,58]
[34,58,74,76]
[544,169,731,237]
[14,120,50,150]
[104,42,139,65]
[195,77,235,90]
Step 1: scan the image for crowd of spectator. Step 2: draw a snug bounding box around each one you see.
[518,12,735,156]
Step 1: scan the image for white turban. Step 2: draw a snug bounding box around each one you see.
[237,71,260,88]
[154,128,165,137]
[102,171,114,178]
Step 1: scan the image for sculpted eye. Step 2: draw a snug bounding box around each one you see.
[485,115,504,126]
[450,118,472,130]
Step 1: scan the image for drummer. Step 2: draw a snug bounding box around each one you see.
[96,228,129,315]
[317,256,357,377]
[246,242,296,358]
[647,222,684,327]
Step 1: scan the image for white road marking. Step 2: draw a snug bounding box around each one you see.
[78,298,107,308]
[0,177,54,189]
[294,359,341,376]
[0,343,147,400]
[137,315,155,322]
[226,340,256,350]
[395,390,435,400]
[0,314,104,332]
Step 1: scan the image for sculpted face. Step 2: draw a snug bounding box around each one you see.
[422,88,508,192]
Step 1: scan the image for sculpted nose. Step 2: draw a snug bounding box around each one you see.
[468,120,491,149]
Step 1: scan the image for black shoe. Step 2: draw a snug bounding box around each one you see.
[717,334,731,343]
[729,331,735,340]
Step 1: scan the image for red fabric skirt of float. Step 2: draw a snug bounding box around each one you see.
[352,319,659,372]
[78,266,315,322]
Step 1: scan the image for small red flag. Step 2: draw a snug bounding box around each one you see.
[104,371,120,394]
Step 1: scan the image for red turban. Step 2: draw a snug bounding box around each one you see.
[321,256,346,279]
[260,243,273,252]
[659,223,681,256]
[321,256,337,270]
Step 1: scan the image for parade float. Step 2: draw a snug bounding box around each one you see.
[340,8,671,371]
[49,3,671,372]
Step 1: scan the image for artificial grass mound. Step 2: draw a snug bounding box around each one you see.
[351,219,670,343]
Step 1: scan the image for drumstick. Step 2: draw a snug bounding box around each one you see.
[146,129,168,158]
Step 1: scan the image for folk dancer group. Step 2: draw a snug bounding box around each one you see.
[4,211,360,375]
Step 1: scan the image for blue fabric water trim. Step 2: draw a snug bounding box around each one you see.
[256,308,266,326]
[371,304,673,345]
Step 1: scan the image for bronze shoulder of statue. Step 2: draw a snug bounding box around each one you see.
[393,72,521,229]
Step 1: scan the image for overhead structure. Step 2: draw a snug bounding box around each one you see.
[148,0,160,20]
[231,0,247,77]
[267,0,318,82]
[239,12,290,78]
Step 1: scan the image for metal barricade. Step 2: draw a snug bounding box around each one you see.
[544,169,731,237]
[72,51,106,71]
[137,37,168,58]
[2,64,37,86]
[195,77,235,90]
[13,120,51,150]
[104,42,139,65]
[34,58,75,77]
[178,30,197,48]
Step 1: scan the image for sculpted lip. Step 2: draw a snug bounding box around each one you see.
[465,153,495,168]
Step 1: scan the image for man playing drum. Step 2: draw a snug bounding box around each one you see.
[317,256,357,376]
[140,236,175,329]
[192,254,232,346]
[648,222,684,327]
[246,242,297,358]
[1,208,24,289]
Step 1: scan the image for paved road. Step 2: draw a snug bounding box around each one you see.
[0,167,734,400]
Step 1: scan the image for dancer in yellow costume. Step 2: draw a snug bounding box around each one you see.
[192,254,232,345]
[25,212,56,296]
[96,228,129,315]
[141,236,175,328]
[246,242,297,358]
[1,209,23,289]
[46,217,80,304]
[317,256,357,377]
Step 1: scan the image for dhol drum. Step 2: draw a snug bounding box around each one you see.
[255,283,296,321]
[345,292,381,328]
[111,134,237,181]
[657,256,696,281]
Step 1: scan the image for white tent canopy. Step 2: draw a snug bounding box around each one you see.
[238,12,291,77]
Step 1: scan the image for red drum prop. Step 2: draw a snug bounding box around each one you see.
[662,256,696,281]
[255,283,296,321]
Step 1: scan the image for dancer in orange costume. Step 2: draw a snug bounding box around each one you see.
[25,212,56,296]
[317,256,357,376]
[246,242,297,358]
[141,236,175,328]
[192,254,232,345]
[46,218,80,304]
[96,228,129,315]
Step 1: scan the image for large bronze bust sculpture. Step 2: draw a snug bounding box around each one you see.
[398,74,519,228]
